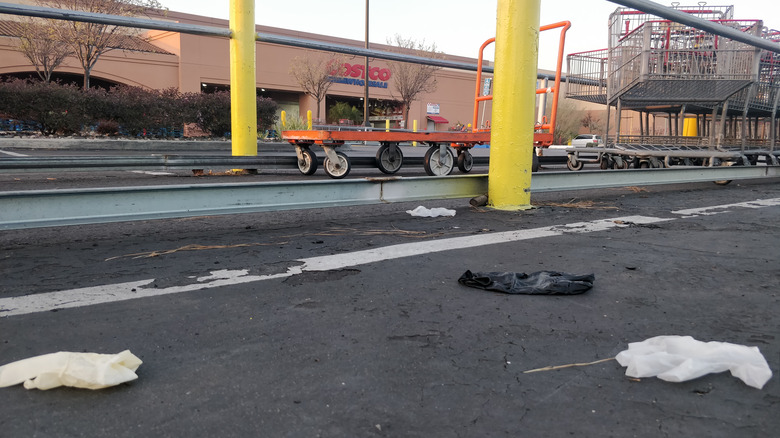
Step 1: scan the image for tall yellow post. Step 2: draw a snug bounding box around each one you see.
[488,0,540,209]
[229,0,257,156]
[307,110,313,130]
[412,119,418,146]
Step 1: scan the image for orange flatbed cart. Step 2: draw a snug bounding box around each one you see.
[282,21,570,179]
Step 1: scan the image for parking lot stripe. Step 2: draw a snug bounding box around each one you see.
[0,215,672,317]
[4,196,779,317]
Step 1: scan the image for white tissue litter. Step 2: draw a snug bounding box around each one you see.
[406,206,456,218]
[0,350,142,390]
[615,335,772,389]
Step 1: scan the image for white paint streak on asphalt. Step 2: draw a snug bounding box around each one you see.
[0,215,669,317]
[0,149,28,157]
[3,198,779,318]
[129,170,176,176]
[300,215,671,271]
[672,197,780,217]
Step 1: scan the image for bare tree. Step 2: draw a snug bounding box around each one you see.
[15,18,73,83]
[38,0,161,89]
[289,53,345,121]
[386,35,441,126]
[549,98,582,144]
[580,111,603,133]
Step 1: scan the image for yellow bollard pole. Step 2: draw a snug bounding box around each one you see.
[385,119,390,132]
[229,0,257,157]
[281,110,286,128]
[307,110,313,130]
[413,119,418,146]
[488,0,540,210]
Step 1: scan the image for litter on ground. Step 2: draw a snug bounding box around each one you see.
[0,350,142,390]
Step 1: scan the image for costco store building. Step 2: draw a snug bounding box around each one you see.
[0,8,506,132]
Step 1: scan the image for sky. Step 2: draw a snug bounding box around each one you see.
[158,0,780,71]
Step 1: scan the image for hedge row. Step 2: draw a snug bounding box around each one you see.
[0,79,278,138]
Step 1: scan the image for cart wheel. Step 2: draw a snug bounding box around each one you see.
[323,151,351,179]
[713,160,736,185]
[600,157,610,170]
[457,150,474,173]
[297,148,318,175]
[612,156,629,169]
[375,144,404,174]
[638,160,651,169]
[567,155,583,171]
[424,145,455,176]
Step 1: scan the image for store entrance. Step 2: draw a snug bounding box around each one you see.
[325,95,402,128]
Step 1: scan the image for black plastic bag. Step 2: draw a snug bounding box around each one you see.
[458,270,595,295]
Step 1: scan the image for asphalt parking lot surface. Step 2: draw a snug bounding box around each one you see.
[0,165,779,436]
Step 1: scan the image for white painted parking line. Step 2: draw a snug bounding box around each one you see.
[299,215,671,271]
[672,198,780,217]
[0,149,28,157]
[2,197,779,318]
[0,215,670,317]
[129,170,176,176]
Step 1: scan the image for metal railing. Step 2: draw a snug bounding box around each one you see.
[566,49,609,104]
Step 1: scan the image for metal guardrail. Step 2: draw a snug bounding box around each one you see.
[0,2,231,37]
[1,166,777,230]
[0,154,494,173]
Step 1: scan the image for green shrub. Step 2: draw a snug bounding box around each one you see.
[96,120,119,136]
[327,101,362,124]
[257,96,278,131]
[191,91,232,137]
[0,80,280,139]
[0,79,88,135]
[104,86,183,137]
[273,112,308,139]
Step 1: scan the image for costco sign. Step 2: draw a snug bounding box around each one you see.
[329,63,391,88]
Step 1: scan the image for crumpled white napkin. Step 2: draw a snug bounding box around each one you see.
[616,335,772,389]
[406,206,456,218]
[0,350,142,390]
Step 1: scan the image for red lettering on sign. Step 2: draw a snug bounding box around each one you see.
[330,63,391,82]
[350,64,364,78]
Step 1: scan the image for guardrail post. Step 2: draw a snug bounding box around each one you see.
[488,0,540,209]
[229,0,257,156]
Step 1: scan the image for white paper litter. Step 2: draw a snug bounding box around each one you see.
[616,335,772,389]
[406,206,456,218]
[0,350,142,390]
